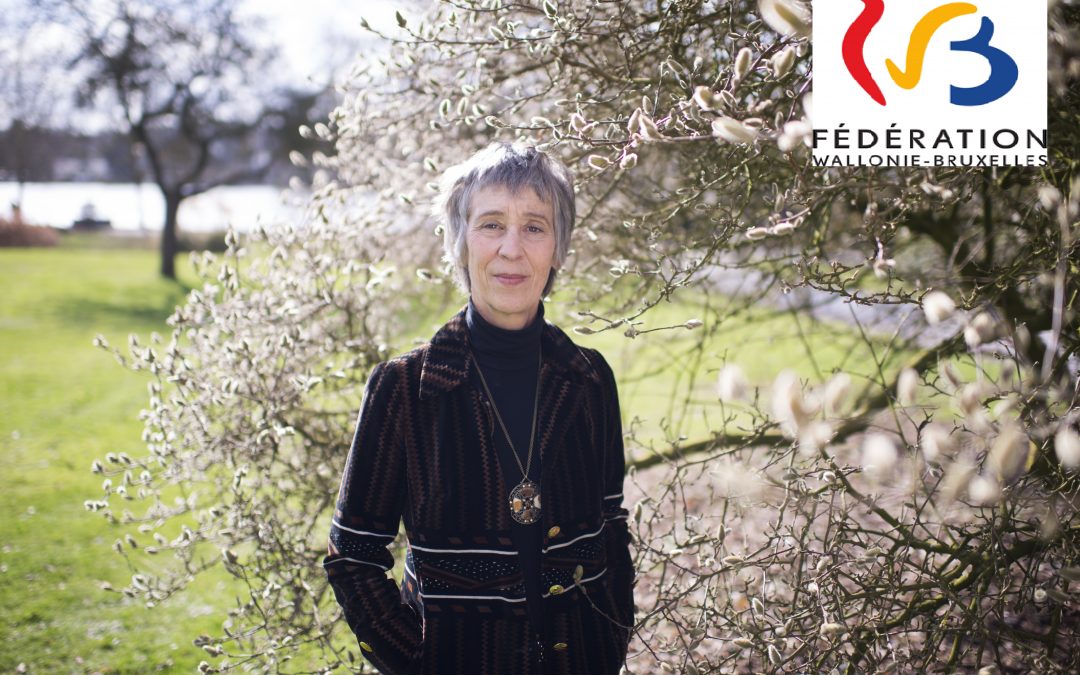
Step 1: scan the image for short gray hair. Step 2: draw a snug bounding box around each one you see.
[433,142,576,297]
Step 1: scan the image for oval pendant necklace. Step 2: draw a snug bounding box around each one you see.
[472,347,542,525]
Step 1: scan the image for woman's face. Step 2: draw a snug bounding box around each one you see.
[466,184,557,330]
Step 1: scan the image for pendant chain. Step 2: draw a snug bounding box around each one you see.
[471,346,542,480]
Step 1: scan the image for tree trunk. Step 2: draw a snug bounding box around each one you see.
[160,191,180,279]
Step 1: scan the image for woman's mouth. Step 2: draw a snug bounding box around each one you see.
[494,274,527,286]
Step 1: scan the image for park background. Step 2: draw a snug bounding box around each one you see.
[2,1,1078,673]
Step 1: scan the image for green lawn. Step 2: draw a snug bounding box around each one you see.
[555,284,916,456]
[1,242,918,673]
[0,246,231,674]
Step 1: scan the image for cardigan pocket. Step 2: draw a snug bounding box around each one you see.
[546,583,627,675]
[417,614,534,675]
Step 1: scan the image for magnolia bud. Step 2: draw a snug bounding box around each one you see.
[712,116,759,144]
[922,291,956,324]
[824,372,851,415]
[587,155,609,170]
[920,424,955,463]
[734,47,753,80]
[717,364,749,402]
[1055,426,1080,470]
[692,86,719,111]
[771,46,796,78]
[987,423,1030,483]
[861,434,898,483]
[968,474,1001,506]
[897,368,918,406]
[759,0,812,38]
[638,113,663,141]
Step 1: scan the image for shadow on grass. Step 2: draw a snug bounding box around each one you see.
[41,280,195,333]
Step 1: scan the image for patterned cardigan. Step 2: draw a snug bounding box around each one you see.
[323,305,635,675]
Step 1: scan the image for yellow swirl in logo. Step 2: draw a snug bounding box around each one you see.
[886,2,978,90]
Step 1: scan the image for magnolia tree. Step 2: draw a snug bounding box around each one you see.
[89,0,1079,672]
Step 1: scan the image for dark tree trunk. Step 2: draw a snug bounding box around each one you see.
[160,190,180,279]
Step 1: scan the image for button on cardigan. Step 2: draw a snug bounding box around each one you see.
[323,304,635,675]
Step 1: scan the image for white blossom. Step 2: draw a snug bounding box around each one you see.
[772,370,815,437]
[987,423,1030,483]
[717,364,749,402]
[920,424,955,463]
[1037,185,1062,210]
[968,474,1001,506]
[771,47,796,79]
[638,113,663,141]
[759,0,811,38]
[734,47,753,80]
[964,312,998,348]
[861,434,898,482]
[823,372,851,416]
[896,368,918,406]
[692,86,719,111]
[922,291,956,324]
[712,116,759,144]
[799,420,835,457]
[1055,426,1080,470]
[940,456,977,502]
[777,119,811,152]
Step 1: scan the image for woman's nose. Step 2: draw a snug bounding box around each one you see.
[498,227,524,258]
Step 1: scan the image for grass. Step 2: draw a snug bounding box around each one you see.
[1,239,921,673]
[546,282,919,456]
[0,245,234,674]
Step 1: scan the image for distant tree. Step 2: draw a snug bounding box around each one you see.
[53,0,307,278]
[0,9,67,203]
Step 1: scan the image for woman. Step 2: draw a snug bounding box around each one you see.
[323,143,635,674]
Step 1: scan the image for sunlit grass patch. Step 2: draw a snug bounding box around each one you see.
[0,247,234,673]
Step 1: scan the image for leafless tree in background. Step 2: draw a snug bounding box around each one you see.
[39,0,297,277]
[0,9,67,208]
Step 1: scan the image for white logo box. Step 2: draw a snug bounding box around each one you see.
[811,0,1047,167]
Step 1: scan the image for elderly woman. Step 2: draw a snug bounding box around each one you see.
[323,143,635,674]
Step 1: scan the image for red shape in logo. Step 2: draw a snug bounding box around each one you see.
[842,0,887,105]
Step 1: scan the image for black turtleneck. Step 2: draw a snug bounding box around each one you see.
[465,297,546,638]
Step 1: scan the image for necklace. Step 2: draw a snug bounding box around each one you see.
[471,347,542,525]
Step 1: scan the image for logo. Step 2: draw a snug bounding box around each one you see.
[811,0,1047,167]
[842,1,1018,107]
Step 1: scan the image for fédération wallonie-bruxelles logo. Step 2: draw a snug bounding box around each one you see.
[811,0,1048,167]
